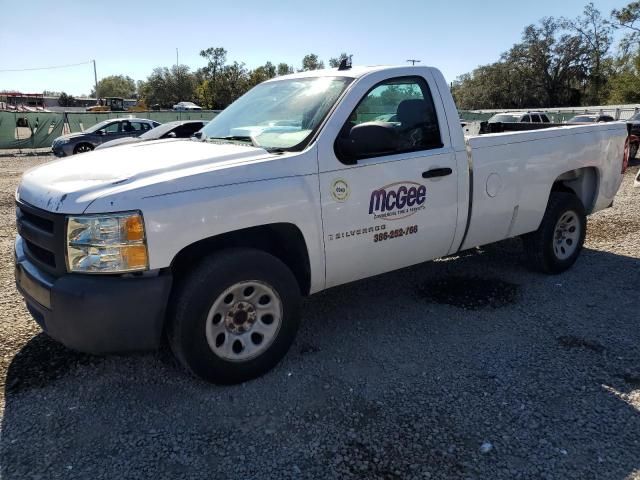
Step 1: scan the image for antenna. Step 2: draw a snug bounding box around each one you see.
[338,55,353,71]
[406,59,421,66]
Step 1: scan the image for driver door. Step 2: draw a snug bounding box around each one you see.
[317,73,459,288]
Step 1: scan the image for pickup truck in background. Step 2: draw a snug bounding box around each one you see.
[14,65,629,384]
[487,111,552,124]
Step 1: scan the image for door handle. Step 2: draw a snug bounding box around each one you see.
[422,167,452,179]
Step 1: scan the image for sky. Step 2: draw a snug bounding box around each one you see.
[0,0,627,96]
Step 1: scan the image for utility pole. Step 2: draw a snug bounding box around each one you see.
[406,59,421,66]
[176,48,179,67]
[92,59,99,104]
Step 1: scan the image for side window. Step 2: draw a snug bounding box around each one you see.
[541,114,550,123]
[531,114,541,123]
[521,115,531,122]
[185,123,204,135]
[139,122,151,131]
[123,121,142,132]
[104,122,120,134]
[334,76,442,163]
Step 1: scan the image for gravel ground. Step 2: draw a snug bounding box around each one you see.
[1,153,639,479]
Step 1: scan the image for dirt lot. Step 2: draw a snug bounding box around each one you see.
[1,153,639,479]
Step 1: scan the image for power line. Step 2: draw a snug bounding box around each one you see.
[0,60,93,73]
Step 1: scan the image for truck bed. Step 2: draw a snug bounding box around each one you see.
[461,122,627,250]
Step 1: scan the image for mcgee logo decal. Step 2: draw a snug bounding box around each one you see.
[369,181,427,220]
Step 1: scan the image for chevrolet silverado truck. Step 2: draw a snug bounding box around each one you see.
[15,65,629,384]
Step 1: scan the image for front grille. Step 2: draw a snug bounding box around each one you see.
[24,239,56,267]
[16,202,66,276]
[20,208,53,232]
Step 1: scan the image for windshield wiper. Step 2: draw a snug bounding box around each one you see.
[207,135,260,148]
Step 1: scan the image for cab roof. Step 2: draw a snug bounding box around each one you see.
[264,65,434,82]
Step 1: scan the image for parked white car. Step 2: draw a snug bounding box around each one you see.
[15,65,628,384]
[172,101,202,111]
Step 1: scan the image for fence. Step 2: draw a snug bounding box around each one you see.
[0,110,220,149]
[459,104,640,123]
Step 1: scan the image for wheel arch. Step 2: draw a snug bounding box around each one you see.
[551,166,599,213]
[169,223,312,296]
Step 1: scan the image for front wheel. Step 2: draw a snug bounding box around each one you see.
[522,192,586,274]
[168,248,301,384]
[73,143,94,154]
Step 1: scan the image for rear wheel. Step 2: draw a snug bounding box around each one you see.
[168,248,301,384]
[73,143,94,154]
[522,192,586,274]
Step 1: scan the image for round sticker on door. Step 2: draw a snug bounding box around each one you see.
[331,179,350,202]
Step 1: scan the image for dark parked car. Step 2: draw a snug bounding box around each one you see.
[487,111,551,123]
[51,118,160,156]
[566,114,615,124]
[627,112,640,160]
[95,120,207,150]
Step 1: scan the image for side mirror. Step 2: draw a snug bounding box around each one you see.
[336,122,397,163]
[166,131,177,138]
[192,131,203,140]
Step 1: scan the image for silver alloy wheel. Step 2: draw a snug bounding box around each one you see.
[205,280,282,362]
[553,210,580,260]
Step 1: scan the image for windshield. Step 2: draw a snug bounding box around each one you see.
[84,119,113,134]
[201,76,353,151]
[630,112,640,121]
[488,114,519,123]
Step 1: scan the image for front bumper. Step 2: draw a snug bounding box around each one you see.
[51,143,71,157]
[14,236,172,354]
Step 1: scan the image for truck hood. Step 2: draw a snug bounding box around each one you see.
[17,140,287,214]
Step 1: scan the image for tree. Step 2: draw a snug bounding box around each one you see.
[57,92,76,107]
[301,54,324,71]
[277,63,294,76]
[563,3,613,104]
[248,62,277,87]
[506,17,588,106]
[140,65,196,107]
[329,53,352,68]
[611,1,640,52]
[199,47,229,109]
[91,75,136,98]
[607,52,640,103]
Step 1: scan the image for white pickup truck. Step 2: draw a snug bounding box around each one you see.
[15,65,629,383]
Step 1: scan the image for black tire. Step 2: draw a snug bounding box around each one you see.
[522,192,586,274]
[630,142,638,161]
[167,248,301,384]
[73,143,94,154]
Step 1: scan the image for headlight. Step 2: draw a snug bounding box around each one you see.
[66,212,149,273]
[55,138,70,145]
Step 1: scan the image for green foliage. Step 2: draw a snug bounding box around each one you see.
[277,63,294,76]
[329,53,352,68]
[611,1,640,52]
[453,3,640,109]
[607,51,640,103]
[57,92,76,107]
[138,48,327,109]
[301,54,324,71]
[139,65,196,108]
[91,75,136,99]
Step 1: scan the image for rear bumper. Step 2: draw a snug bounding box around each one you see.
[14,236,172,354]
